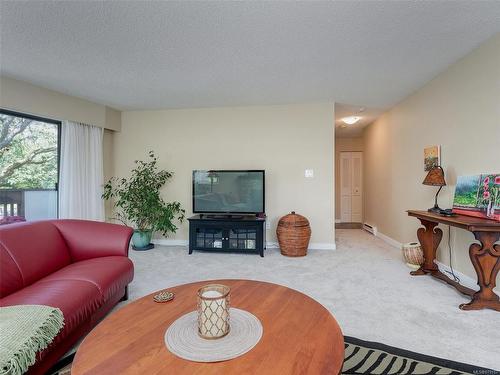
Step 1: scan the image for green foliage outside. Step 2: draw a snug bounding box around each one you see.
[0,114,58,189]
[102,151,185,235]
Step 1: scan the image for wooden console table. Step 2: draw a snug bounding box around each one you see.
[407,210,500,311]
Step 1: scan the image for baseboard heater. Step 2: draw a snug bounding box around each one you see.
[363,223,378,236]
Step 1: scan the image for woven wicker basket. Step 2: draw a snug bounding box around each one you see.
[402,242,424,269]
[277,211,311,257]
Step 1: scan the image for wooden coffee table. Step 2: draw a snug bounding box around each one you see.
[72,279,344,374]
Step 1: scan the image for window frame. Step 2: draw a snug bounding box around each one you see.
[0,108,62,217]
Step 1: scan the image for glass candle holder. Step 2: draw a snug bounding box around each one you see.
[197,284,230,339]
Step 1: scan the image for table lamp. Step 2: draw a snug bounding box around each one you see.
[423,166,446,213]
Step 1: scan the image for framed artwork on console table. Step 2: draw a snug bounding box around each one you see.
[452,174,500,221]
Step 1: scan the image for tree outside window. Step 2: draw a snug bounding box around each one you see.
[0,111,60,223]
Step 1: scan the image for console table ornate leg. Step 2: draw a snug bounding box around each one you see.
[460,231,500,311]
[411,219,442,276]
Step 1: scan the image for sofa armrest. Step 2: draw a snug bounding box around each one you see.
[51,220,133,262]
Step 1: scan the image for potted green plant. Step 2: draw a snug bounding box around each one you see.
[102,151,185,250]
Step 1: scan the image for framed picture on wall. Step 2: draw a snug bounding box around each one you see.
[452,174,500,221]
[424,145,440,171]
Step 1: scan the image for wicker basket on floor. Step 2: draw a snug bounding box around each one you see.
[277,212,311,257]
[402,242,424,270]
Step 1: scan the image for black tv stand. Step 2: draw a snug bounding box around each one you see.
[188,214,266,257]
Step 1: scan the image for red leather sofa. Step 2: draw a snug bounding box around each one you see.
[0,220,134,374]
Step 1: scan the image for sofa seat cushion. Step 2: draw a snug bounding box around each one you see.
[39,256,134,302]
[0,279,103,339]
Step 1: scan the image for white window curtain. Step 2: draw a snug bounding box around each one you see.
[59,121,105,221]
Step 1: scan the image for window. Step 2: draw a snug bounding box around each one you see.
[0,110,61,224]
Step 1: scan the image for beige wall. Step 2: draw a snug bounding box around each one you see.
[364,34,500,279]
[334,137,364,220]
[114,103,335,246]
[0,76,120,220]
[0,76,121,131]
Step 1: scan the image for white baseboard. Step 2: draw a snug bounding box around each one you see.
[153,239,335,250]
[436,261,500,292]
[152,239,188,247]
[375,231,402,249]
[435,261,480,292]
[267,241,335,250]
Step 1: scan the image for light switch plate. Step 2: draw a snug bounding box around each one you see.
[305,169,314,178]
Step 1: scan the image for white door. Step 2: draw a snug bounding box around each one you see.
[351,152,363,222]
[340,152,352,222]
[340,152,363,223]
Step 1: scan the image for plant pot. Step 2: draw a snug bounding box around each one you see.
[132,229,154,250]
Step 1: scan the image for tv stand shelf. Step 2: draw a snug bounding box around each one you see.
[188,214,266,257]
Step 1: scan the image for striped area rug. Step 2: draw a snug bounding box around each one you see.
[50,336,498,375]
[343,336,497,375]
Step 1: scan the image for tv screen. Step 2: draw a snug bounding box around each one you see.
[193,170,265,214]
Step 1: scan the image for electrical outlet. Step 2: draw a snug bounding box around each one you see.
[266,221,271,230]
[305,169,314,178]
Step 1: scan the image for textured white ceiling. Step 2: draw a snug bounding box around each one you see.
[1,1,500,111]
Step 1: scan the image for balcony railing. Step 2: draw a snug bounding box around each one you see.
[0,189,58,223]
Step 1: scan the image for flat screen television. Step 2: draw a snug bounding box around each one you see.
[192,170,265,214]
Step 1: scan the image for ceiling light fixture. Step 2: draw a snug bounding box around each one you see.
[342,116,361,125]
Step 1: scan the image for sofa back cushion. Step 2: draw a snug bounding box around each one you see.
[0,221,71,296]
[0,243,24,298]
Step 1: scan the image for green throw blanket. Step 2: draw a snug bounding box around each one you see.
[0,305,64,375]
